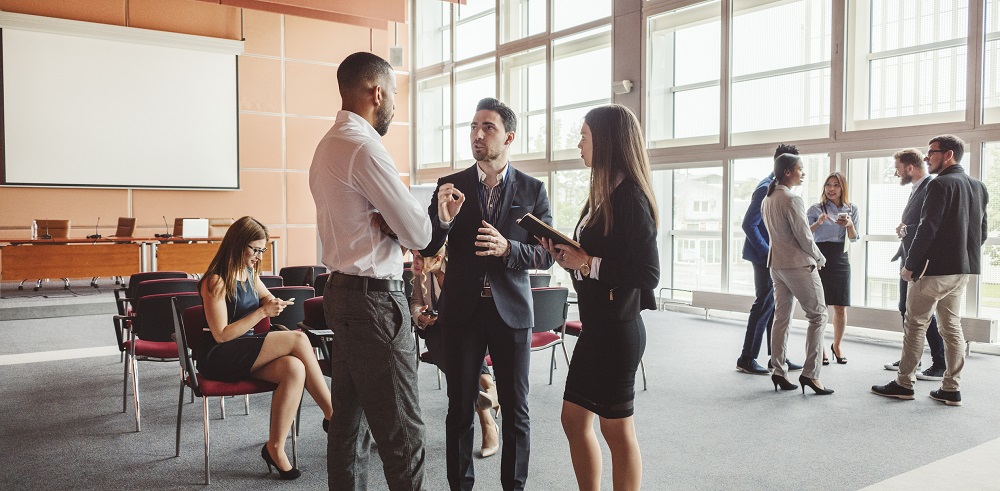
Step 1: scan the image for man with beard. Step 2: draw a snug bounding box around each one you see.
[872,135,989,406]
[421,97,554,491]
[882,148,946,380]
[310,51,431,490]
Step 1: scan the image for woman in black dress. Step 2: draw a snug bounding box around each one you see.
[540,104,659,491]
[197,216,333,480]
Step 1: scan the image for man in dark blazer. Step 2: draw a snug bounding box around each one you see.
[737,144,803,375]
[421,97,554,491]
[883,148,945,379]
[873,135,989,406]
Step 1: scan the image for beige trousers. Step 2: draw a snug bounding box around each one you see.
[896,274,970,391]
[770,266,828,379]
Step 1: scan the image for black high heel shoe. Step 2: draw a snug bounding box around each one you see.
[771,374,798,391]
[798,375,834,395]
[261,444,302,480]
[323,418,330,433]
[831,343,847,364]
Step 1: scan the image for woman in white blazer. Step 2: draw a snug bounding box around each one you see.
[761,154,833,395]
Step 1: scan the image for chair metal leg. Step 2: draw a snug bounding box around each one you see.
[122,353,131,413]
[290,417,298,467]
[244,394,250,415]
[220,396,226,419]
[436,368,442,390]
[640,358,647,391]
[561,341,571,366]
[175,382,185,457]
[132,357,141,432]
[203,397,211,485]
[549,347,556,385]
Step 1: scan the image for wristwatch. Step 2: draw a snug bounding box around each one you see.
[578,258,591,277]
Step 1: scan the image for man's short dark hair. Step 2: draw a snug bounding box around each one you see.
[774,143,799,160]
[337,52,393,98]
[475,98,517,133]
[929,134,965,163]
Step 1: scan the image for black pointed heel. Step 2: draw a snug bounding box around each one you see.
[261,444,302,480]
[323,418,330,433]
[771,374,798,391]
[798,375,834,395]
[831,343,847,364]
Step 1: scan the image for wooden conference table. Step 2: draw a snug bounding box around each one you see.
[0,237,277,291]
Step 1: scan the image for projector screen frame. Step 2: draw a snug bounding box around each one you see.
[0,11,244,190]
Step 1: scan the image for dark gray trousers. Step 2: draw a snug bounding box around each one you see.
[324,286,426,491]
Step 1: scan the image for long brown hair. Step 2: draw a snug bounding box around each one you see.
[200,216,269,301]
[820,171,850,208]
[583,104,658,236]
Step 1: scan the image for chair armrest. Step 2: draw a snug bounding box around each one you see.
[270,323,291,331]
[115,297,134,317]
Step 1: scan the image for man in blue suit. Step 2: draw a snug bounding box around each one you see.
[421,97,554,490]
[736,144,803,375]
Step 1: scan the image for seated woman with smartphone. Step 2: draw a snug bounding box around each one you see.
[197,216,334,480]
[410,246,500,457]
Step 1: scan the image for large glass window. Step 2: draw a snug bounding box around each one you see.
[985,0,1000,123]
[416,74,451,169]
[647,1,721,148]
[550,169,591,287]
[852,155,910,309]
[501,47,547,161]
[501,0,546,43]
[846,0,969,130]
[980,142,1000,318]
[553,0,611,32]
[731,0,831,145]
[552,26,612,160]
[456,0,496,61]
[454,60,496,164]
[415,0,451,68]
[672,166,723,292]
[729,158,774,294]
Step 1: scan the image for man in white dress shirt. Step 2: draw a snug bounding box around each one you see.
[310,51,432,491]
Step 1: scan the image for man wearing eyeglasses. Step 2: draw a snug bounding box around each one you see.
[310,52,432,490]
[872,135,989,407]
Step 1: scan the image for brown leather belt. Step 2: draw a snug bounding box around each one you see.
[329,272,403,292]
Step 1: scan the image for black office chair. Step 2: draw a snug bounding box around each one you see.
[279,265,327,287]
[267,286,315,331]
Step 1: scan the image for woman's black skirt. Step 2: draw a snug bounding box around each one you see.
[817,241,850,306]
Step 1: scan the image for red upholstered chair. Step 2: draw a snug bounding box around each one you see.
[267,286,315,331]
[312,273,330,297]
[117,292,202,431]
[114,271,189,316]
[296,296,332,378]
[561,319,647,391]
[529,287,572,385]
[113,277,199,363]
[278,265,327,287]
[260,275,284,289]
[172,302,293,485]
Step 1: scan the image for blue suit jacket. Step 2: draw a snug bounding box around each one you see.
[741,174,772,266]
[420,164,555,329]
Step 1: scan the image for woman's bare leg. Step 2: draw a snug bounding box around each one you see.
[254,331,333,419]
[562,401,601,491]
[832,305,847,357]
[253,356,305,471]
[599,416,641,491]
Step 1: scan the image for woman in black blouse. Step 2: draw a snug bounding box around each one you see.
[198,216,333,480]
[540,104,659,491]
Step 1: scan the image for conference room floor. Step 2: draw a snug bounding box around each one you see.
[2,293,999,490]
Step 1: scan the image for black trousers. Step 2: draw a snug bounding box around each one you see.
[740,262,774,361]
[445,297,530,491]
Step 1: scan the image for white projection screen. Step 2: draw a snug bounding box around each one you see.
[1,15,241,189]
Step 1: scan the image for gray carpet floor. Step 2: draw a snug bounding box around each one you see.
[2,308,999,490]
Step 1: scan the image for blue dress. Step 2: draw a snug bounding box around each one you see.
[195,274,269,381]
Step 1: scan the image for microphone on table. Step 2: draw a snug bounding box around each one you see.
[40,218,52,239]
[154,215,173,239]
[87,217,102,239]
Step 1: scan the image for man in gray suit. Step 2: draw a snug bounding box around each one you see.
[872,135,989,406]
[421,97,554,490]
[882,148,945,380]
